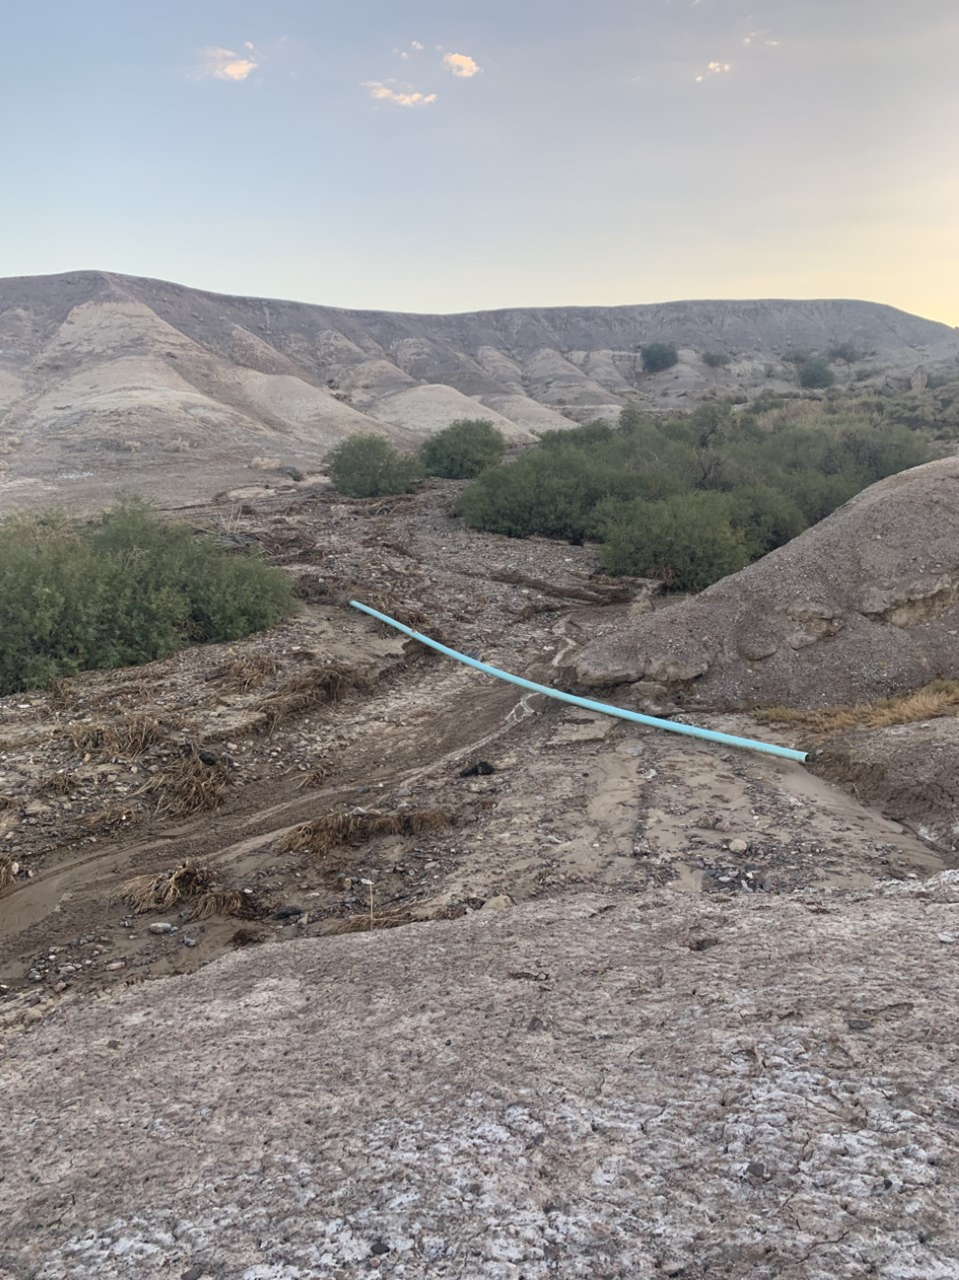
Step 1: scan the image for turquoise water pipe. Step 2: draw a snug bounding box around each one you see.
[350,600,807,764]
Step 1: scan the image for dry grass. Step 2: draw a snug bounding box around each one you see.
[137,750,232,818]
[121,865,262,921]
[68,714,168,757]
[122,863,218,913]
[189,888,262,922]
[281,808,450,856]
[256,662,368,731]
[298,761,332,789]
[325,901,465,935]
[36,771,79,797]
[0,855,16,892]
[81,803,139,832]
[213,653,279,693]
[754,680,959,735]
[250,455,281,471]
[295,576,431,634]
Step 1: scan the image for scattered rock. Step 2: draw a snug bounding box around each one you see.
[459,760,496,778]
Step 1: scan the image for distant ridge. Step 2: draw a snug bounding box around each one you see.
[1,270,956,509]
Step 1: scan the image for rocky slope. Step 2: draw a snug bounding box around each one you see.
[1,270,956,509]
[570,456,959,710]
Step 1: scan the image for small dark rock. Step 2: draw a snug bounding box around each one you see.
[527,1016,546,1032]
[369,1240,391,1257]
[688,936,720,952]
[459,760,495,778]
[847,1017,873,1031]
[274,906,304,920]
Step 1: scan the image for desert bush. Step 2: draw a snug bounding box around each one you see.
[458,399,934,591]
[0,501,294,695]
[702,351,730,368]
[326,434,421,498]
[641,342,679,374]
[595,491,750,591]
[798,357,836,389]
[420,419,506,479]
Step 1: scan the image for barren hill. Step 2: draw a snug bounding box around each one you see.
[1,269,956,509]
[570,455,959,712]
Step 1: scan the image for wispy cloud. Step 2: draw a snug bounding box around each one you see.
[363,80,437,108]
[411,40,424,51]
[442,52,481,79]
[694,60,731,82]
[198,46,259,82]
[743,31,782,48]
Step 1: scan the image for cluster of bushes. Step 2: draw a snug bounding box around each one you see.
[326,419,506,498]
[0,501,294,694]
[457,401,932,591]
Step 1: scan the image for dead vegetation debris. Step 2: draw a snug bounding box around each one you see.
[136,750,233,818]
[212,653,279,693]
[325,900,468,935]
[122,863,218,913]
[67,714,169,758]
[295,575,431,634]
[35,771,79,797]
[755,680,959,735]
[0,855,16,892]
[281,809,451,857]
[121,863,264,921]
[256,662,369,731]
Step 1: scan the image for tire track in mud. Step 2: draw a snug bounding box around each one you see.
[0,662,539,984]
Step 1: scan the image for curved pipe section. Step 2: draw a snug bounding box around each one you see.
[350,600,807,764]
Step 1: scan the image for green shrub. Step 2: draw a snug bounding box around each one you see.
[458,447,635,542]
[798,357,836,389]
[594,492,750,591]
[457,399,934,591]
[641,343,679,374]
[702,351,730,368]
[420,419,506,479]
[326,434,421,498]
[0,501,294,695]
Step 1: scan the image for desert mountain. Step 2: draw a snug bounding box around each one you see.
[0,269,956,509]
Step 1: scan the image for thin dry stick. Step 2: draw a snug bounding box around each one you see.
[361,877,374,931]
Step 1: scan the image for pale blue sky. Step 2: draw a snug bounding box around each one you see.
[3,0,957,322]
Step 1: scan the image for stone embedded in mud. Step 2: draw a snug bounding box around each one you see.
[481,894,514,911]
[728,839,749,855]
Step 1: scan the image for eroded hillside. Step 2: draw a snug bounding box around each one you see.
[1,270,956,511]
